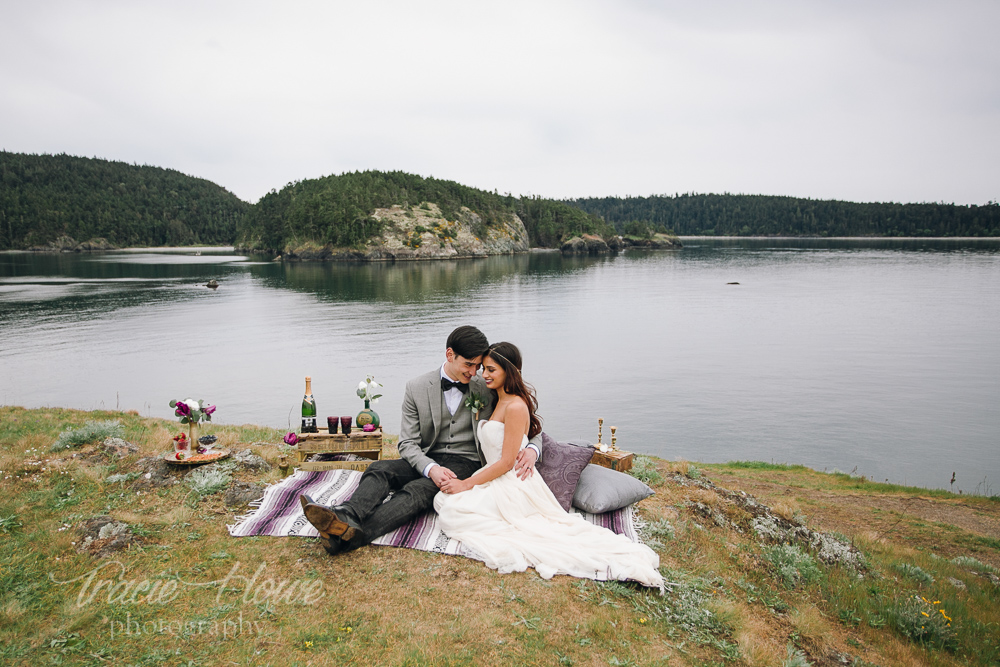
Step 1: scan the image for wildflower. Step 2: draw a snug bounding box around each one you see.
[304,641,313,648]
[639,618,648,625]
[921,612,929,617]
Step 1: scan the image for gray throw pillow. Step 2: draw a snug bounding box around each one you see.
[572,463,654,514]
[536,432,595,512]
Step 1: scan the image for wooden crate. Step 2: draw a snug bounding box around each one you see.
[294,427,383,471]
[298,458,376,472]
[590,448,634,473]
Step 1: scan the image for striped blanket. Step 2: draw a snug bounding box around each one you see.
[228,469,639,562]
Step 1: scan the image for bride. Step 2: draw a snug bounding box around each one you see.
[434,342,664,591]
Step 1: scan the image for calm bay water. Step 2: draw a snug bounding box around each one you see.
[1,239,997,492]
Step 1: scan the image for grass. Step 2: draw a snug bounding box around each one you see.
[2,406,999,665]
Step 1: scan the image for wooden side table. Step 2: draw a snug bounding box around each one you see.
[590,448,634,473]
[293,428,383,471]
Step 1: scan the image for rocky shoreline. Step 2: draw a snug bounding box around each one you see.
[25,235,116,252]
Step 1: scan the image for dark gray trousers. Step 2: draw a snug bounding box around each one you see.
[341,453,480,548]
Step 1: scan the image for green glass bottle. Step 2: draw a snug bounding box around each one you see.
[301,376,317,433]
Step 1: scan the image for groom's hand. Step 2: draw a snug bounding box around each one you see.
[514,448,537,480]
[429,465,457,489]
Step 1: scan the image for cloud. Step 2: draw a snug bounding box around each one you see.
[1,0,997,205]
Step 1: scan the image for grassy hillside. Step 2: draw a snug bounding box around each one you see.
[2,406,998,665]
[0,152,248,250]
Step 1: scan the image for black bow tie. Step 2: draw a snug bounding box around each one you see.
[441,377,470,394]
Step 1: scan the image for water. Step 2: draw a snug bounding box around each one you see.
[1,239,997,492]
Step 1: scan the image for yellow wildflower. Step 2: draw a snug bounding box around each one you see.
[933,600,941,605]
[304,641,313,649]
[921,612,929,617]
[639,618,648,625]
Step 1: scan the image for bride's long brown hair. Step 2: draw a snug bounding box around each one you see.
[485,341,541,439]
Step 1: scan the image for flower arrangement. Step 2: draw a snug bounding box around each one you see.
[169,398,215,424]
[464,392,487,418]
[284,432,299,446]
[356,376,382,404]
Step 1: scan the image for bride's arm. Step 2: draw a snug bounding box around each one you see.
[441,401,529,494]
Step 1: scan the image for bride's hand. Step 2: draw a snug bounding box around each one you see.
[441,478,472,494]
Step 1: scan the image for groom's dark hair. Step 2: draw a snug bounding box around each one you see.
[447,325,489,360]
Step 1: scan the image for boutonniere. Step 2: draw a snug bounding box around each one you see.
[464,392,487,419]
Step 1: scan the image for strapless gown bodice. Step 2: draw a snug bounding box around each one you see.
[433,420,663,590]
[478,419,527,465]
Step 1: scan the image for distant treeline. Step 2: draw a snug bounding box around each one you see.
[0,152,247,250]
[7,152,995,253]
[566,193,1000,237]
[238,170,611,251]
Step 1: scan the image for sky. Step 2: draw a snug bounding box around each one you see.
[1,0,998,206]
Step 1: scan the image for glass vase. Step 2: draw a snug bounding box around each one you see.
[356,399,380,429]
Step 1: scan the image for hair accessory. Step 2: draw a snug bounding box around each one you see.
[487,347,520,373]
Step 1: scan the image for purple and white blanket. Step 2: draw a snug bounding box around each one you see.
[228,469,639,560]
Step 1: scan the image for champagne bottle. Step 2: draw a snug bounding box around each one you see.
[301,376,317,433]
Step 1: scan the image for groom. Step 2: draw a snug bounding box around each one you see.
[301,325,543,556]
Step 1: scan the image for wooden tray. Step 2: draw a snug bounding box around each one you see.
[162,449,231,465]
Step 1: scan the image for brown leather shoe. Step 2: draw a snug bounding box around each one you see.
[299,495,357,541]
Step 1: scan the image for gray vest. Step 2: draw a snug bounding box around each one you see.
[428,392,479,461]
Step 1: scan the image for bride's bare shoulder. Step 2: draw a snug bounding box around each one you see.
[502,397,529,420]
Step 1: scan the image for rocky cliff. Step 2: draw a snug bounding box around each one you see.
[280,202,530,261]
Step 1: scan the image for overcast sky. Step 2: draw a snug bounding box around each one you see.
[2,1,997,205]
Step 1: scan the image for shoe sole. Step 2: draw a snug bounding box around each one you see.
[302,504,357,542]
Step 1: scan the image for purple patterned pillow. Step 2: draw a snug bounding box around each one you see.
[536,432,595,512]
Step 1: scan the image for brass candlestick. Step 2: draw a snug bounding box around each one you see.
[610,426,617,450]
[597,418,604,447]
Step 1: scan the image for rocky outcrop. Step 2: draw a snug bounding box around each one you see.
[282,202,530,261]
[224,482,266,507]
[27,236,116,252]
[75,516,141,558]
[561,234,610,255]
[621,233,683,249]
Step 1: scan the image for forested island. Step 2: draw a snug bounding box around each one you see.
[2,152,997,256]
[567,193,1000,237]
[236,170,615,259]
[0,152,246,250]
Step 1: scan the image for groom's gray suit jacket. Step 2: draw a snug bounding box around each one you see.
[396,368,543,475]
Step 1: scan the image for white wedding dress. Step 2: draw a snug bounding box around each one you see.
[433,420,664,590]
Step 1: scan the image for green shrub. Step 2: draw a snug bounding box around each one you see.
[888,594,957,650]
[764,544,822,589]
[186,466,231,496]
[50,420,123,452]
[951,555,998,574]
[642,518,675,550]
[630,455,663,486]
[892,562,934,585]
[782,644,812,667]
